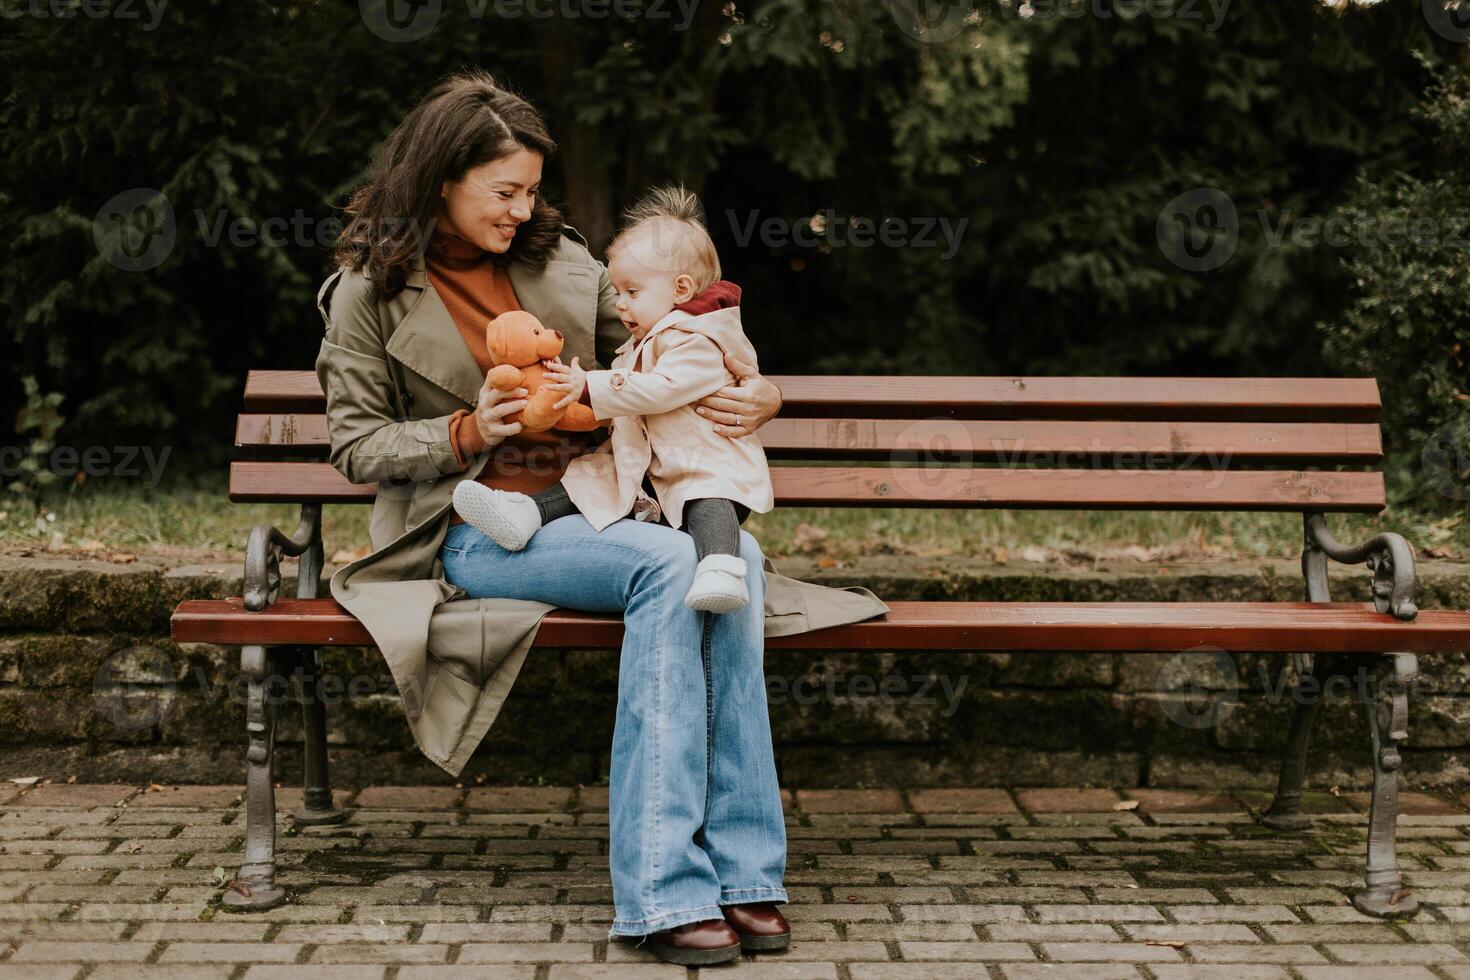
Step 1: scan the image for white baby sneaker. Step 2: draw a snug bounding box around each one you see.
[453,482,543,552]
[684,553,749,613]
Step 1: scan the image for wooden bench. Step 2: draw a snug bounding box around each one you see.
[172,370,1470,919]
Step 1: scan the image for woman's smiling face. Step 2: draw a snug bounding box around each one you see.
[439,148,543,253]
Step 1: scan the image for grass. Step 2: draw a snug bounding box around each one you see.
[1,474,1464,566]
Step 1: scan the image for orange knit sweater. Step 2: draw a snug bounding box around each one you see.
[427,230,599,525]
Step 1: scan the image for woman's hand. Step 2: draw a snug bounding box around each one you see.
[542,356,587,411]
[695,354,782,438]
[474,378,528,446]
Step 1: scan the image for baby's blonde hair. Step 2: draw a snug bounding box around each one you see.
[606,184,721,293]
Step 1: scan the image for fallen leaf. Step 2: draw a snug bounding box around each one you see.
[226,879,253,898]
[65,775,76,784]
[816,558,838,569]
[78,539,105,552]
[792,523,828,554]
[992,545,1009,564]
[7,777,41,787]
[1426,545,1455,559]
[1019,545,1048,562]
[1389,887,1413,907]
[210,866,228,886]
[331,546,371,564]
[1112,800,1140,812]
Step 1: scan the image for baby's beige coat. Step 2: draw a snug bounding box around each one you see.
[560,305,775,532]
[313,227,889,777]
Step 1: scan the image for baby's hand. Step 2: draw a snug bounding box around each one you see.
[543,356,586,411]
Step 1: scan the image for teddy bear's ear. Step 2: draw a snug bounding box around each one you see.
[485,317,506,363]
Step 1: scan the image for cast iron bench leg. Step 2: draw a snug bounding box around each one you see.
[1262,654,1328,832]
[1353,652,1418,918]
[1264,517,1333,830]
[223,644,287,911]
[293,647,347,826]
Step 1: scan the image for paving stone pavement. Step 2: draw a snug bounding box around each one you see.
[0,783,1469,978]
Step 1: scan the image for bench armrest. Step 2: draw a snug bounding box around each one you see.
[1304,512,1418,621]
[244,504,324,611]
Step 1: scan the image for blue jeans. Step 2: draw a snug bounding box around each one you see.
[440,515,789,936]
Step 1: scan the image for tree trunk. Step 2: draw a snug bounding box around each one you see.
[538,27,614,256]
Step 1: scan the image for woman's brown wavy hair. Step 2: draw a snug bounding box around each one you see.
[333,71,563,298]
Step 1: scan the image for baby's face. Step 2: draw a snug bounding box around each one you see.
[607,233,693,342]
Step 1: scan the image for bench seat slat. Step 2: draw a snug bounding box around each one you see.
[172,598,1470,653]
[244,371,1381,422]
[227,461,1386,512]
[235,415,1384,465]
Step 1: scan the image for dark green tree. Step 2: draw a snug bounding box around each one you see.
[1320,59,1470,506]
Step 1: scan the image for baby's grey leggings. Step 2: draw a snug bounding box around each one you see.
[529,476,750,561]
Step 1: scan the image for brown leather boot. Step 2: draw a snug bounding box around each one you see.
[722,901,791,952]
[641,918,742,965]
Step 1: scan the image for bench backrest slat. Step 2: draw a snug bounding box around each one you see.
[245,370,1381,422]
[228,461,1386,512]
[236,414,1384,466]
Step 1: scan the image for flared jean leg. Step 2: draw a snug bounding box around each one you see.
[602,526,733,936]
[698,530,789,906]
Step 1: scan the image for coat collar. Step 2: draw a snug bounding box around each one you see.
[617,308,693,360]
[386,249,596,409]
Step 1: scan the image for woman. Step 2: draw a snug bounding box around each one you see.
[316,71,887,966]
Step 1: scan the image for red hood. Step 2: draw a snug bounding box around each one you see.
[674,280,742,316]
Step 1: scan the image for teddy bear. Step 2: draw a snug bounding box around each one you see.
[484,310,601,432]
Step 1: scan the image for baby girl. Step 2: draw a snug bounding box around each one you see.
[453,185,775,613]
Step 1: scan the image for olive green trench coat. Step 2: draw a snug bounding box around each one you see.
[313,226,889,776]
